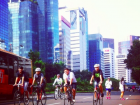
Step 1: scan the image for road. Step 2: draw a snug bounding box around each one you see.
[1,91,140,105]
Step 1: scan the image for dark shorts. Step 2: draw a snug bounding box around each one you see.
[67,82,77,89]
[94,81,100,88]
[106,88,111,92]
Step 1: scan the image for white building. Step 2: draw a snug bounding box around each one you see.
[54,44,60,63]
[59,16,71,68]
[115,55,131,82]
[0,39,6,50]
[103,48,115,78]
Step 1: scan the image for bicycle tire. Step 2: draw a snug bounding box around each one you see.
[93,91,98,105]
[14,91,21,105]
[64,92,70,105]
[54,90,58,100]
[32,91,38,105]
[41,93,47,105]
[99,96,103,105]
[23,91,30,105]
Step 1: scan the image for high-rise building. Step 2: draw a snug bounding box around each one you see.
[88,34,104,74]
[103,48,115,78]
[59,16,71,68]
[0,0,8,50]
[8,0,39,58]
[54,44,60,63]
[68,8,88,71]
[103,38,114,49]
[118,35,140,54]
[115,55,131,82]
[37,0,59,63]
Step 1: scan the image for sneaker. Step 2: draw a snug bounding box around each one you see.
[73,99,75,103]
[108,97,111,99]
[106,97,108,99]
[121,98,125,100]
[42,94,47,99]
[101,93,104,97]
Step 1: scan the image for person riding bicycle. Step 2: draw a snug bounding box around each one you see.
[53,74,63,92]
[31,68,47,101]
[90,64,104,98]
[14,66,29,99]
[63,68,77,102]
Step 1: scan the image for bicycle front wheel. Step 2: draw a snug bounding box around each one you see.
[32,91,37,105]
[41,94,47,105]
[24,91,30,105]
[93,92,98,105]
[54,90,58,100]
[99,96,103,105]
[64,94,70,105]
[14,91,21,105]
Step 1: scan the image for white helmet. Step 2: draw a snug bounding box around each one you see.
[94,64,100,68]
[35,68,41,72]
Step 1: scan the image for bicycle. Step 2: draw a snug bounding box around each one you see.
[13,84,30,105]
[31,85,47,105]
[93,85,103,105]
[54,85,64,100]
[64,85,74,105]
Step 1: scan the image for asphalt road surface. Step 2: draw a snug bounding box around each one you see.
[1,91,140,105]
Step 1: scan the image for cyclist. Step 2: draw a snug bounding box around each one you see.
[14,66,29,99]
[90,64,104,99]
[63,68,77,102]
[31,68,47,102]
[53,74,63,92]
[105,77,112,99]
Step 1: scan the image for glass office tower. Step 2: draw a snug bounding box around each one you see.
[0,0,8,50]
[37,0,59,63]
[88,34,104,74]
[103,38,114,49]
[8,0,39,58]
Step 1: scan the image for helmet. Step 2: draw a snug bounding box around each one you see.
[94,64,100,68]
[35,68,41,72]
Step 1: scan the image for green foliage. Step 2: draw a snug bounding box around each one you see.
[124,40,140,84]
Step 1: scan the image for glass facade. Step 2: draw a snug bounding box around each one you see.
[103,38,114,49]
[0,0,8,50]
[37,0,59,63]
[8,0,39,58]
[88,34,104,73]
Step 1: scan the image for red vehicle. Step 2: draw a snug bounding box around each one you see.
[0,49,33,99]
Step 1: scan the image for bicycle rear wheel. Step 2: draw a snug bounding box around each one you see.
[24,91,30,105]
[14,91,21,105]
[93,92,98,105]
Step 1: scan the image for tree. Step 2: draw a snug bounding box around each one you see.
[124,40,140,84]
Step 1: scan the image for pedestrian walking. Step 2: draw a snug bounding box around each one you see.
[105,77,112,99]
[119,77,125,100]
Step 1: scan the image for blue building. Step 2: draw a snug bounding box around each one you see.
[103,38,114,49]
[37,0,59,63]
[8,0,39,58]
[0,0,8,50]
[88,34,104,73]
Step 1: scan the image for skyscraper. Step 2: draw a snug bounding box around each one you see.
[68,8,88,71]
[37,0,59,63]
[0,0,8,50]
[103,38,114,49]
[88,34,104,74]
[8,0,39,57]
[103,48,115,78]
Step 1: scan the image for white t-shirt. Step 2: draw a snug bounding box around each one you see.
[119,81,124,91]
[53,78,62,86]
[105,80,112,89]
[63,72,77,83]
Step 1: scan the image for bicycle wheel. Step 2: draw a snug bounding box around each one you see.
[99,96,103,105]
[64,93,70,105]
[24,91,30,105]
[54,89,58,100]
[93,92,98,105]
[60,92,64,100]
[32,91,38,105]
[14,91,21,105]
[41,93,47,105]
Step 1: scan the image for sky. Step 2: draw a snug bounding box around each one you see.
[59,0,140,54]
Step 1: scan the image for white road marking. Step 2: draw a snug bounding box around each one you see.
[129,95,131,96]
[119,104,122,105]
[83,97,92,99]
[48,103,60,105]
